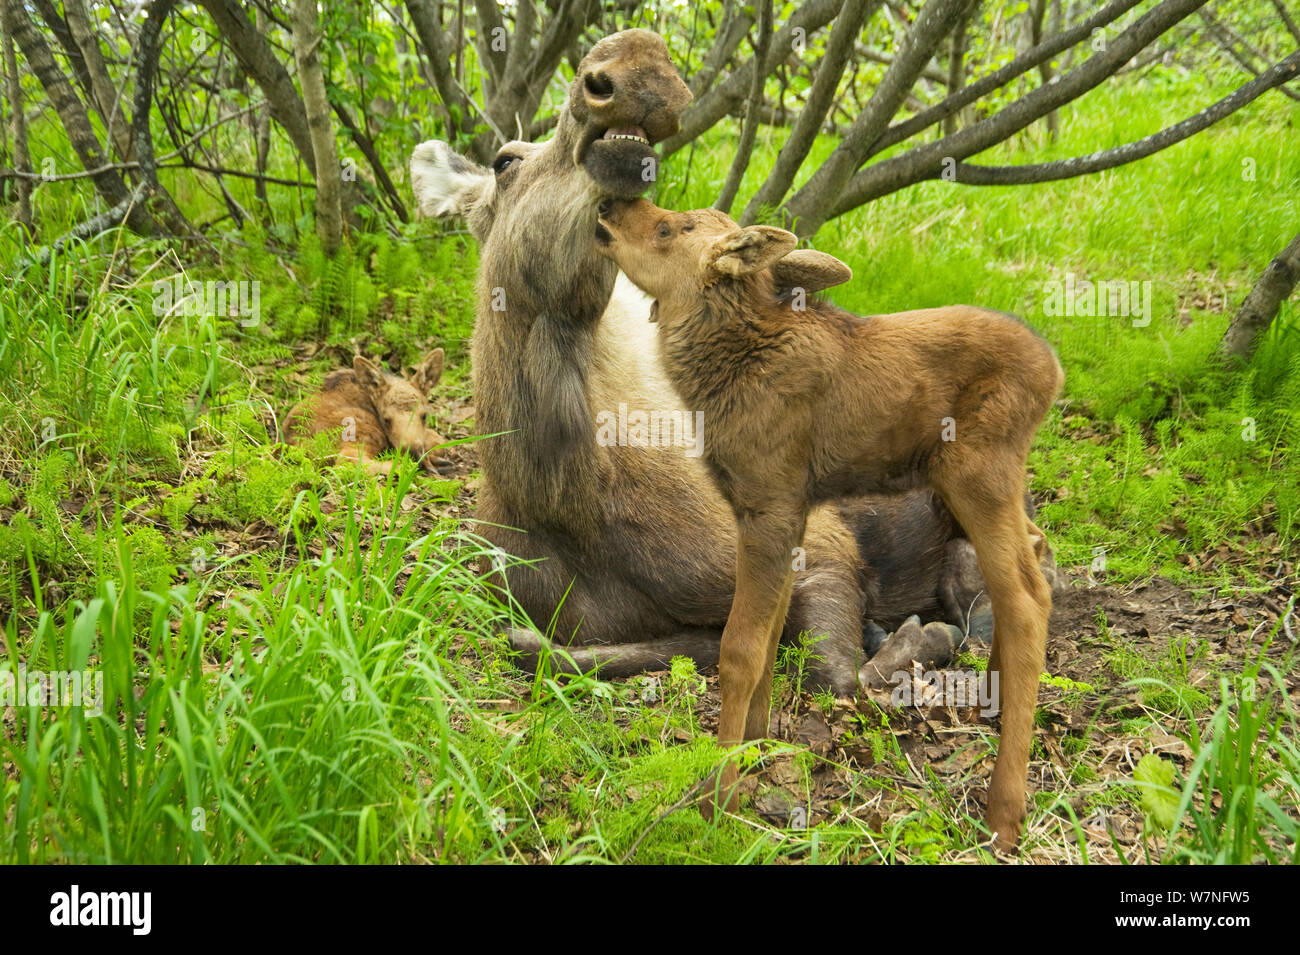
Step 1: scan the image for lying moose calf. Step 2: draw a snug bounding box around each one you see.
[596,199,1063,851]
[285,350,451,476]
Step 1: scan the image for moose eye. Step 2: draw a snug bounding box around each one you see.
[492,154,518,175]
[657,223,671,239]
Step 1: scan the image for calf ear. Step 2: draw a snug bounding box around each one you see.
[707,226,798,279]
[410,140,491,220]
[771,250,852,293]
[352,355,387,396]
[414,347,445,395]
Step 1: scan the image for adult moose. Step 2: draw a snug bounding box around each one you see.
[410,30,1054,841]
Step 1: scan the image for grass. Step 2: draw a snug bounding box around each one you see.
[1,71,1297,863]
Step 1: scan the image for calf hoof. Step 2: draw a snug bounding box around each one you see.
[985,796,1025,852]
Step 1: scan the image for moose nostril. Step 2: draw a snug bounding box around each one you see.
[598,199,611,217]
[584,71,614,101]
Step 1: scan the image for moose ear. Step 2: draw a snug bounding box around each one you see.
[410,140,491,220]
[707,226,799,279]
[771,250,852,293]
[414,347,445,395]
[352,355,387,395]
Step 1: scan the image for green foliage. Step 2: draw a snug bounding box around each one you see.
[1134,754,1180,830]
[1,64,1295,864]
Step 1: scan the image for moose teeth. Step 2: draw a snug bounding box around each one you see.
[608,134,649,144]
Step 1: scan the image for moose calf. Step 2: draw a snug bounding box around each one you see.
[595,199,1063,850]
[285,350,451,476]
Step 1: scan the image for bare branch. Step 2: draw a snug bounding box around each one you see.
[716,0,772,216]
[661,0,845,158]
[814,0,1211,230]
[867,0,1146,159]
[742,0,879,224]
[781,0,975,234]
[951,50,1300,184]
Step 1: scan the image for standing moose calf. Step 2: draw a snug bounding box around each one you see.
[595,199,1064,850]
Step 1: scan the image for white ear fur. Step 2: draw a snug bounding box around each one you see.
[410,140,491,219]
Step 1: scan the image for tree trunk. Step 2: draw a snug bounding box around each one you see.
[0,0,32,237]
[62,0,134,161]
[4,0,160,236]
[197,0,318,175]
[1220,232,1300,361]
[291,0,343,254]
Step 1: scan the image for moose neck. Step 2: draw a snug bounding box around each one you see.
[473,133,619,539]
[657,281,781,411]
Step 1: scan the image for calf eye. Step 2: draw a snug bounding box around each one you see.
[492,154,518,175]
[657,223,671,238]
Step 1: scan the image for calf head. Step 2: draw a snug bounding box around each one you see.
[595,198,853,320]
[352,349,450,472]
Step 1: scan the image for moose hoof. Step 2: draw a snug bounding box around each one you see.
[859,618,963,689]
[965,605,995,644]
[863,619,889,656]
[507,627,543,654]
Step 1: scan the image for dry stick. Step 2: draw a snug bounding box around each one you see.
[817,0,1213,228]
[950,49,1300,184]
[197,0,318,176]
[943,1,975,138]
[741,0,877,225]
[691,0,754,99]
[404,0,478,153]
[132,0,197,241]
[18,182,147,269]
[715,0,772,216]
[159,164,312,188]
[330,101,408,223]
[618,776,714,864]
[1028,0,1060,140]
[3,100,271,183]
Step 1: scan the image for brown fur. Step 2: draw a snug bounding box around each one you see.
[285,350,450,475]
[407,30,1050,698]
[597,198,1065,850]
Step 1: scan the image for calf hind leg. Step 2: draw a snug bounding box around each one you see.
[936,473,1052,851]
